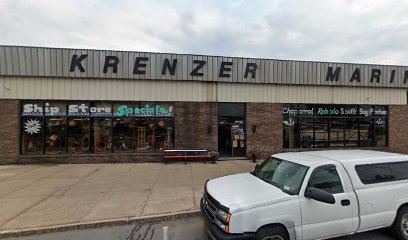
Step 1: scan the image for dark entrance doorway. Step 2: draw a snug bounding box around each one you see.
[217,103,246,158]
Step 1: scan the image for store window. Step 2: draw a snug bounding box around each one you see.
[21,118,43,154]
[283,104,388,149]
[93,118,112,153]
[20,101,175,155]
[45,118,66,154]
[67,118,90,154]
[135,118,155,151]
[155,118,174,150]
[113,118,133,152]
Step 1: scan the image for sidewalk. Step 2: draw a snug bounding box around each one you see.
[0,160,257,235]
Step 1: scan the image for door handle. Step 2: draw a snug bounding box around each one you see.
[341,199,350,206]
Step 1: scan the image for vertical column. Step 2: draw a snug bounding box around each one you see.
[174,102,217,151]
[246,103,283,159]
[0,100,19,164]
[389,105,408,154]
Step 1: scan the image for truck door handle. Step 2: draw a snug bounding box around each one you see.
[341,199,350,206]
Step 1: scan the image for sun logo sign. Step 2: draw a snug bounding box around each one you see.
[24,119,41,135]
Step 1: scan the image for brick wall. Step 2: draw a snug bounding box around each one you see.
[389,105,408,154]
[246,103,283,159]
[0,100,19,164]
[174,102,218,151]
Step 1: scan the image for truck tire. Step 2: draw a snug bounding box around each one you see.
[256,225,289,240]
[393,206,408,240]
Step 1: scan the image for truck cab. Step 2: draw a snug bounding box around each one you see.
[201,150,408,240]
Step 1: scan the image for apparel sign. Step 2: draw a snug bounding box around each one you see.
[282,104,388,126]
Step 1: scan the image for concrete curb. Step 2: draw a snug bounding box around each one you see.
[0,210,201,239]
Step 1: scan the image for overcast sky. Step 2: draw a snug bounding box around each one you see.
[1,0,408,65]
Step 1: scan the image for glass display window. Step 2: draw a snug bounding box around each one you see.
[155,118,174,150]
[374,118,387,147]
[299,118,314,148]
[21,118,44,154]
[359,118,374,147]
[283,117,299,149]
[67,118,90,154]
[330,118,345,147]
[20,101,176,155]
[93,118,112,153]
[45,118,67,154]
[113,118,134,152]
[282,104,388,149]
[344,118,359,147]
[314,117,329,148]
[134,118,155,151]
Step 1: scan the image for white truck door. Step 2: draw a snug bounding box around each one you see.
[299,164,354,240]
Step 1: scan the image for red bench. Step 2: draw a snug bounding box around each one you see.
[164,149,208,164]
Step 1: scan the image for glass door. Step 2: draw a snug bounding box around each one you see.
[231,124,245,157]
[217,103,246,158]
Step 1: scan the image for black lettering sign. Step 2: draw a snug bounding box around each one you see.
[133,57,149,74]
[370,69,381,83]
[244,63,257,78]
[219,61,233,77]
[389,70,396,83]
[103,56,120,74]
[350,68,361,82]
[69,54,88,72]
[326,67,341,81]
[404,71,408,84]
[162,59,177,75]
[190,60,206,77]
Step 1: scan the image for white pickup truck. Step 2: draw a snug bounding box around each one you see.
[200,150,408,240]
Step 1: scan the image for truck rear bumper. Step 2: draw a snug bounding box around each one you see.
[200,198,255,240]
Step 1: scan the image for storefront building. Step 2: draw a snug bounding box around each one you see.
[0,46,408,164]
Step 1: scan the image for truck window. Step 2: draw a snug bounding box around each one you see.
[252,157,309,195]
[355,163,394,184]
[308,167,344,194]
[356,161,408,184]
[388,161,408,180]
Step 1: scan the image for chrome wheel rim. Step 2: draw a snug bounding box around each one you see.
[402,214,408,237]
[262,236,284,240]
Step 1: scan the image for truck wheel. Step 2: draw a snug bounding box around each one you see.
[256,225,289,240]
[393,206,408,240]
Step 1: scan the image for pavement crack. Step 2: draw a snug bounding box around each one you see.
[140,164,163,216]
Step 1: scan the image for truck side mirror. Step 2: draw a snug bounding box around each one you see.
[305,187,335,204]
